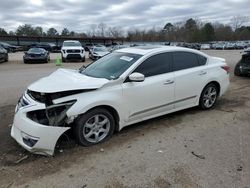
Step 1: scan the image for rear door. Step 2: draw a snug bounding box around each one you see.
[173,51,208,108]
[122,52,175,122]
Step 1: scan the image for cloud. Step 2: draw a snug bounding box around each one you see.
[0,0,249,33]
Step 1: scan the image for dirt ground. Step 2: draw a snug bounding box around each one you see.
[0,50,249,188]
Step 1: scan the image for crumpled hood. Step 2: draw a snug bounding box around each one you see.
[28,68,109,93]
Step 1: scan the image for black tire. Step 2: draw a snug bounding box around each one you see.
[4,55,8,62]
[23,60,27,64]
[61,53,66,62]
[74,108,115,146]
[199,83,219,110]
[81,56,85,62]
[234,62,243,76]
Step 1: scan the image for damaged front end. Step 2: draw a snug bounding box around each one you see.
[27,91,76,127]
[11,89,83,156]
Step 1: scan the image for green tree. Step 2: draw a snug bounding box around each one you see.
[34,26,43,36]
[184,18,201,42]
[201,23,215,41]
[163,23,174,32]
[214,24,233,41]
[163,22,175,41]
[9,31,15,35]
[16,24,36,36]
[47,28,58,36]
[235,26,250,40]
[61,28,70,36]
[0,28,8,35]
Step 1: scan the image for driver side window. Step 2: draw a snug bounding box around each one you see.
[133,53,172,77]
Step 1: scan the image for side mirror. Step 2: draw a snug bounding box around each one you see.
[79,65,86,72]
[129,72,145,82]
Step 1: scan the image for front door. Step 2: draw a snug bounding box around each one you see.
[122,52,175,123]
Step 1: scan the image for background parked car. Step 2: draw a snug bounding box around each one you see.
[110,44,130,52]
[235,41,248,49]
[201,44,211,50]
[28,42,59,52]
[61,40,85,62]
[224,42,236,50]
[84,43,94,51]
[0,42,21,52]
[23,48,50,64]
[84,43,104,51]
[234,47,250,76]
[89,46,110,60]
[0,46,8,63]
[212,43,224,50]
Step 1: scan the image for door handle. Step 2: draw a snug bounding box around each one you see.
[164,80,174,85]
[199,71,207,75]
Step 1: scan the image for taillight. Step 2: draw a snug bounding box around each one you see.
[221,65,230,74]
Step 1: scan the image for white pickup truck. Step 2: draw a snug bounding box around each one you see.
[61,40,85,62]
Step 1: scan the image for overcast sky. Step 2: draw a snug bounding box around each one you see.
[0,0,249,33]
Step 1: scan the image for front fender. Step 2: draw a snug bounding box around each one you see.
[53,86,128,127]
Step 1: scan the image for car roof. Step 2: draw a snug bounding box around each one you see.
[29,47,45,51]
[116,45,207,56]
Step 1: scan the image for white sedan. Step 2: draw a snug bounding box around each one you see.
[89,46,110,60]
[11,46,230,155]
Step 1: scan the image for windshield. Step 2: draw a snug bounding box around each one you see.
[94,47,108,52]
[63,41,81,47]
[81,52,142,80]
[28,48,44,53]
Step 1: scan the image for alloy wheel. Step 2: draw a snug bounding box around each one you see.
[202,86,217,108]
[83,114,110,143]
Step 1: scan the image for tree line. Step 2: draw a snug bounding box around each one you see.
[0,23,124,38]
[0,15,249,42]
[128,16,250,42]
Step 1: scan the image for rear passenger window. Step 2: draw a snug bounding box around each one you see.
[173,52,199,71]
[134,53,172,77]
[197,54,207,65]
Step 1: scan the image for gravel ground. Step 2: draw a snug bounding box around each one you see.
[0,50,250,188]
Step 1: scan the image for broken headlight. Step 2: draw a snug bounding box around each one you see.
[15,94,30,113]
[27,100,76,127]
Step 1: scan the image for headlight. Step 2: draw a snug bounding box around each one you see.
[15,94,30,113]
[62,50,66,53]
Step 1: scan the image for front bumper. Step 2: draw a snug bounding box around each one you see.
[24,57,47,62]
[11,93,70,156]
[90,55,103,60]
[62,52,85,60]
